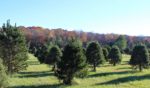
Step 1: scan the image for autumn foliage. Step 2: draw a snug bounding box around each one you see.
[19,26,150,54]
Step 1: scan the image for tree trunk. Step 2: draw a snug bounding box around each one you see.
[8,62,12,75]
[93,63,96,72]
[139,64,142,72]
[51,63,56,71]
[63,76,72,85]
[8,47,13,75]
[113,62,116,66]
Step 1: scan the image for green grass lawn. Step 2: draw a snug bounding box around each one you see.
[8,54,150,88]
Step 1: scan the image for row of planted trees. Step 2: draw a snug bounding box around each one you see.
[31,37,122,84]
[40,38,150,85]
[37,38,150,85]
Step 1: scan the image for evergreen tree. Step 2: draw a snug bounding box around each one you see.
[124,47,132,55]
[102,48,109,61]
[86,41,105,71]
[34,43,49,63]
[45,45,62,71]
[129,44,150,71]
[0,59,8,88]
[148,49,150,62]
[55,39,86,85]
[0,20,28,74]
[75,65,88,78]
[108,46,122,66]
[104,45,111,53]
[114,35,127,53]
[75,48,88,78]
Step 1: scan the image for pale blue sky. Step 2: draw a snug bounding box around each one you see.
[0,0,150,36]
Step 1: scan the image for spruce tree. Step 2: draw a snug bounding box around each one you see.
[55,39,86,85]
[45,45,62,71]
[34,43,49,63]
[129,44,150,71]
[104,45,111,53]
[75,47,88,78]
[86,41,105,71]
[124,47,132,55]
[0,20,28,74]
[148,49,150,63]
[0,59,8,88]
[108,46,122,66]
[114,35,127,53]
[102,48,109,61]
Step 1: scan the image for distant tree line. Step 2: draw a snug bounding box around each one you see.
[20,26,150,54]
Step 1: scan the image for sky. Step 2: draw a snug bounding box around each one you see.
[0,0,150,36]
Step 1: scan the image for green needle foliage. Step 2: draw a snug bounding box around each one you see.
[55,39,86,85]
[103,48,109,61]
[34,43,49,63]
[114,35,127,53]
[104,45,111,53]
[45,45,62,71]
[86,41,105,71]
[108,46,122,66]
[0,20,28,74]
[129,44,150,71]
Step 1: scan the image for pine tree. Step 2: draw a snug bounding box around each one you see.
[55,39,86,85]
[104,45,111,53]
[45,45,62,71]
[102,48,109,61]
[148,49,150,63]
[108,46,122,66]
[86,41,105,71]
[129,44,150,71]
[75,47,88,78]
[114,35,127,53]
[0,20,28,74]
[124,47,132,55]
[34,43,49,63]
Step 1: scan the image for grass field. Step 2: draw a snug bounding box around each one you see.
[8,54,150,88]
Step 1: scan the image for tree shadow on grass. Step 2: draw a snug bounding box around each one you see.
[18,71,54,78]
[88,71,134,78]
[96,74,150,85]
[100,64,111,67]
[121,61,129,65]
[9,84,62,88]
[117,67,132,70]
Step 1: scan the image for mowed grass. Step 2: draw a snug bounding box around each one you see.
[8,54,150,88]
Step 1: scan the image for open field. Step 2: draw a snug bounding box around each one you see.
[8,54,150,88]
